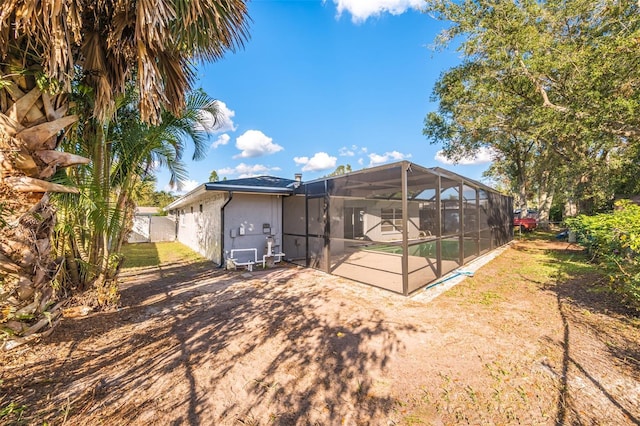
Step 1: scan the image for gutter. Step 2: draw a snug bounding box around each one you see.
[204,183,293,195]
[219,191,233,267]
[164,184,207,211]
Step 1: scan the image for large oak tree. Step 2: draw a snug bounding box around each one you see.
[424,0,640,219]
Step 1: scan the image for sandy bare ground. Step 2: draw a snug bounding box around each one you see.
[1,239,639,425]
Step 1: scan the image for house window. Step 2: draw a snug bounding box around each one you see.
[190,206,193,214]
[199,204,203,213]
[381,208,402,233]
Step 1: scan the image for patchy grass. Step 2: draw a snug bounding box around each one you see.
[2,233,638,425]
[120,243,160,268]
[0,400,27,423]
[397,233,639,425]
[121,242,206,269]
[477,290,503,305]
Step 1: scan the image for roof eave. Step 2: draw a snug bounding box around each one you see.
[164,184,207,210]
[204,183,293,195]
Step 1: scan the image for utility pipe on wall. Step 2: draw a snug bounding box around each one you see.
[219,191,234,267]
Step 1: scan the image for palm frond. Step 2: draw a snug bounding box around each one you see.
[2,0,249,124]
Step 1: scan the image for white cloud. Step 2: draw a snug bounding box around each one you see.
[339,146,355,157]
[293,156,309,166]
[164,179,200,194]
[339,145,368,157]
[294,152,337,172]
[434,147,495,165]
[211,134,230,149]
[368,150,411,166]
[214,102,238,132]
[181,179,200,192]
[195,101,237,133]
[328,0,424,23]
[218,163,281,178]
[233,130,283,158]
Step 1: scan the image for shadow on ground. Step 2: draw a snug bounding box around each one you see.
[3,261,414,424]
[523,241,640,426]
[3,238,639,425]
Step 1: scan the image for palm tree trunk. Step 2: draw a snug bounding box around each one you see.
[0,68,88,350]
[113,187,132,255]
[65,244,82,289]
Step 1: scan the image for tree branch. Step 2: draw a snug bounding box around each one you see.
[518,58,570,113]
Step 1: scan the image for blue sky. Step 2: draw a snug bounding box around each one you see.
[158,0,494,193]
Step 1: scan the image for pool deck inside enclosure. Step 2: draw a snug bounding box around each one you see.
[282,161,513,295]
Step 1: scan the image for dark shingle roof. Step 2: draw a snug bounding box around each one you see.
[204,176,297,194]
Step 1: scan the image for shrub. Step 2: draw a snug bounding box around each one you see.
[566,200,640,311]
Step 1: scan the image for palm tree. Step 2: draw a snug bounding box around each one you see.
[0,1,249,349]
[55,88,219,296]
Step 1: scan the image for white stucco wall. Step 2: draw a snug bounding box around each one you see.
[345,199,422,242]
[175,192,284,265]
[128,215,177,243]
[129,215,151,243]
[149,216,177,242]
[175,192,226,264]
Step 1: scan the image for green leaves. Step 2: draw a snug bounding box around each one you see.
[53,85,217,289]
[425,0,640,217]
[567,200,640,310]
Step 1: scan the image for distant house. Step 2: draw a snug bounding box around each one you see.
[166,161,513,295]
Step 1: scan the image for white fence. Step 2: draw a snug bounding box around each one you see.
[128,215,176,243]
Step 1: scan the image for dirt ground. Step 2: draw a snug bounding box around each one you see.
[1,239,639,425]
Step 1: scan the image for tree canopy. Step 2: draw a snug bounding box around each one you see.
[424,0,640,218]
[326,164,352,177]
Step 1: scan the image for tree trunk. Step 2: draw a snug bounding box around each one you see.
[564,196,578,218]
[515,167,528,216]
[537,189,554,224]
[114,190,135,255]
[513,144,529,216]
[0,68,88,350]
[536,169,555,227]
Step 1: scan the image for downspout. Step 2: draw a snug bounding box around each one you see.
[219,191,234,267]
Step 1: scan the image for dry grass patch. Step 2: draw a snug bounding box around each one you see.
[1,236,638,425]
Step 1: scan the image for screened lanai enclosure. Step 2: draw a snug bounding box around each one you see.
[283,161,512,296]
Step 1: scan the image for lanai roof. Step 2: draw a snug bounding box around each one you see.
[167,162,504,211]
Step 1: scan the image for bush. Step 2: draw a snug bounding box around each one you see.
[566,200,640,311]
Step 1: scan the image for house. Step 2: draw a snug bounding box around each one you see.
[166,161,513,295]
[165,175,298,266]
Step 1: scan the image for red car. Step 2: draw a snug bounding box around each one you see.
[513,216,537,231]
